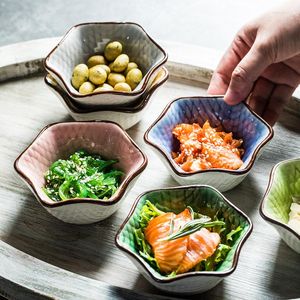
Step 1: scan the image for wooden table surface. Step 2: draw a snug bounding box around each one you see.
[0,39,299,300]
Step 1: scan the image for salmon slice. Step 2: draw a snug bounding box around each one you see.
[144,208,192,274]
[177,228,220,274]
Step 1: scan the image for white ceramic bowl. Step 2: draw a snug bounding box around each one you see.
[44,67,169,129]
[260,158,300,253]
[44,22,167,107]
[14,121,147,224]
[144,96,274,192]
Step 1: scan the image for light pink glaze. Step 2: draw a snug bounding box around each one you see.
[16,122,146,205]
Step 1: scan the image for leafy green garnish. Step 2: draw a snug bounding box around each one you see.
[195,243,231,271]
[134,228,159,270]
[226,225,243,244]
[139,200,164,229]
[132,200,163,272]
[43,150,123,201]
[167,271,177,278]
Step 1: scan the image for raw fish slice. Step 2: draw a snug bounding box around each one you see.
[177,228,220,274]
[144,208,192,273]
[145,212,175,246]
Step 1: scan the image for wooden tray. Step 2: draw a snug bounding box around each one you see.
[0,38,299,300]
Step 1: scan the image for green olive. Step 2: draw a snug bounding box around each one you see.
[107,73,126,87]
[88,65,107,85]
[111,54,129,73]
[126,68,143,90]
[71,64,89,89]
[104,41,122,61]
[87,55,106,68]
[94,83,114,92]
[79,81,95,94]
[98,64,111,76]
[114,82,132,92]
[124,62,138,76]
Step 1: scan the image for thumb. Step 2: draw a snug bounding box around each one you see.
[224,43,271,105]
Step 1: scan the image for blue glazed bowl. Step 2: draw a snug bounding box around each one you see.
[144,96,273,191]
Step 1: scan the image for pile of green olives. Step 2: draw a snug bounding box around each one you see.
[71,41,143,94]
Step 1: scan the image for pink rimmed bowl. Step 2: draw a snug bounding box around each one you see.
[14,121,147,224]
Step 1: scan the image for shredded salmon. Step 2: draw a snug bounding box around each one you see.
[172,121,244,172]
[144,208,220,274]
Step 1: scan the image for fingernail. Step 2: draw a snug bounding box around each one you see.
[224,89,243,105]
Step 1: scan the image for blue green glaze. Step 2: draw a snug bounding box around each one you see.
[117,185,252,279]
[147,97,272,167]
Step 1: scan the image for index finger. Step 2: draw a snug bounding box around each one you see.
[207,35,250,95]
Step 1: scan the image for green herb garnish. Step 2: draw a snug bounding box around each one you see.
[160,219,225,241]
[43,150,123,201]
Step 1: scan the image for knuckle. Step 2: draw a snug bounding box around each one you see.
[255,40,276,62]
[256,41,269,56]
[234,31,245,45]
[232,65,248,83]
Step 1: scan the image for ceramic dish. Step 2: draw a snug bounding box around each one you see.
[14,121,147,224]
[115,185,252,295]
[260,158,300,253]
[44,22,167,107]
[44,67,169,129]
[144,96,273,192]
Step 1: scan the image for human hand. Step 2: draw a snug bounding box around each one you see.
[207,0,300,125]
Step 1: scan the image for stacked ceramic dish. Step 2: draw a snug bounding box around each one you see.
[44,22,168,129]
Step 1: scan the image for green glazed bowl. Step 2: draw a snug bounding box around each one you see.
[260,158,300,253]
[115,185,252,295]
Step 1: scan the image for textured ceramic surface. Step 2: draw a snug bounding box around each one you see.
[260,158,300,253]
[116,185,252,295]
[14,121,147,224]
[44,67,169,129]
[144,96,273,192]
[44,22,167,107]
